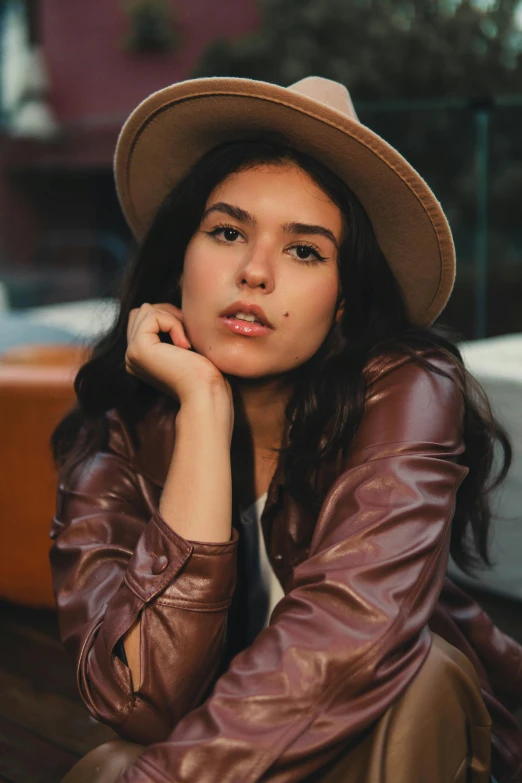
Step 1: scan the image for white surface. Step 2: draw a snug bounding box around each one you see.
[459,333,522,382]
[448,334,522,600]
[18,298,119,340]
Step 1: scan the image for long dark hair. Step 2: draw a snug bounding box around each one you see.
[50,137,511,577]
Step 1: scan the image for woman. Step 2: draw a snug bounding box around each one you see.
[50,76,522,782]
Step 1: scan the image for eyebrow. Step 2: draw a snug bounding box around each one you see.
[202,202,339,251]
[283,221,339,251]
[203,202,255,225]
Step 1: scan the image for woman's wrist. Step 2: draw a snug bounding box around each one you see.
[177,384,234,443]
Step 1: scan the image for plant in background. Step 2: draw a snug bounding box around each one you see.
[194,0,522,99]
[122,0,180,53]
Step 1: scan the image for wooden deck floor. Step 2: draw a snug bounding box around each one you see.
[0,601,116,783]
[1,582,521,782]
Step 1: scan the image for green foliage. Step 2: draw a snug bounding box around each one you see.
[122,0,180,53]
[195,0,522,98]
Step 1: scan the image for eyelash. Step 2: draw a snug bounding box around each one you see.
[205,222,328,265]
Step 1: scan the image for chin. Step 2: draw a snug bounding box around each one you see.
[203,352,277,380]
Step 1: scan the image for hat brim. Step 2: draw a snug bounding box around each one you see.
[114,77,455,327]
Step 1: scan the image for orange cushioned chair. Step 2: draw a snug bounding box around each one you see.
[0,343,88,608]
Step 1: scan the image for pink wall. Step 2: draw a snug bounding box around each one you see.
[41,0,259,125]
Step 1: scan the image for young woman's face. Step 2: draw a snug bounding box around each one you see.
[180,163,344,379]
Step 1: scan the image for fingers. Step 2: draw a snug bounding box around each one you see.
[125,303,193,389]
[127,303,190,349]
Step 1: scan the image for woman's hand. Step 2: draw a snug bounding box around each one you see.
[125,303,232,412]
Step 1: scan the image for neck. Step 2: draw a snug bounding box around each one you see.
[228,374,294,510]
[230,374,293,454]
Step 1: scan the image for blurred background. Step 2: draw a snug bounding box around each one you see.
[0,1,520,780]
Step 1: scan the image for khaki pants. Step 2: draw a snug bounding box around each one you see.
[62,633,492,783]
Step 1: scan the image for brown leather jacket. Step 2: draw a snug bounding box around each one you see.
[49,352,522,783]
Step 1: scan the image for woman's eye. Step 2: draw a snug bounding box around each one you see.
[289,245,326,263]
[207,225,242,242]
[222,228,240,242]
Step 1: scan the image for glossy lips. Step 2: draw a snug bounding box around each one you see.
[219,300,273,328]
[219,300,274,337]
[219,317,273,336]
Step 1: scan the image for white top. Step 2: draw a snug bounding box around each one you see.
[238,492,285,643]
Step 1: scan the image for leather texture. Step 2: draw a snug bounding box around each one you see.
[49,351,522,782]
[59,632,492,783]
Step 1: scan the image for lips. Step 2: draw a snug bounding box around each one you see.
[219,300,273,328]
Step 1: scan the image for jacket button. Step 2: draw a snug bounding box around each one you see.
[273,554,283,562]
[151,555,168,575]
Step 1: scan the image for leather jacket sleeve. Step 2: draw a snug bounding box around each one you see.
[49,413,239,744]
[118,355,470,783]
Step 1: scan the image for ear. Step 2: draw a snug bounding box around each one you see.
[335,298,344,323]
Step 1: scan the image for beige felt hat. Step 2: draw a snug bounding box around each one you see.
[114,76,455,326]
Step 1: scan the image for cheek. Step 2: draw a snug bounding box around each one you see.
[280,278,339,361]
[182,243,220,304]
[290,277,339,330]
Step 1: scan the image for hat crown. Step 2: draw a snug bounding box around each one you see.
[288,76,359,122]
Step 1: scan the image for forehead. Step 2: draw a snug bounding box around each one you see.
[206,163,343,230]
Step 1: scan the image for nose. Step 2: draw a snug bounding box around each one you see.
[235,240,275,293]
